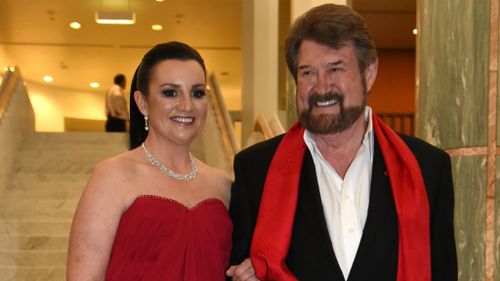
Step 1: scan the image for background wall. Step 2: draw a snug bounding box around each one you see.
[368,50,415,114]
[0,46,6,69]
[26,82,110,132]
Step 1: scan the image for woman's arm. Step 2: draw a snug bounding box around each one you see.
[67,160,126,281]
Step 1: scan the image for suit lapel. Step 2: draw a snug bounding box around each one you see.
[348,137,398,280]
[294,150,345,279]
[356,137,390,251]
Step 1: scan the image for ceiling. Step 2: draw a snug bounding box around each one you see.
[0,0,415,110]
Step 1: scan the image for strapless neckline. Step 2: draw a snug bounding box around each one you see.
[106,193,232,281]
[134,194,226,211]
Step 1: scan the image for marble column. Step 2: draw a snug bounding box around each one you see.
[417,0,499,280]
[241,0,279,141]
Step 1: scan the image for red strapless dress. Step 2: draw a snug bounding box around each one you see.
[105,195,232,281]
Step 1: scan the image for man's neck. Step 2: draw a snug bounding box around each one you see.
[311,115,368,178]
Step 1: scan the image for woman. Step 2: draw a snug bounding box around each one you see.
[67,42,233,280]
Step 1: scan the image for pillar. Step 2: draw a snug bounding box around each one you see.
[241,0,279,141]
[417,0,499,280]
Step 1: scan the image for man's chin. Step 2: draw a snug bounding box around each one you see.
[299,106,365,134]
[300,113,340,134]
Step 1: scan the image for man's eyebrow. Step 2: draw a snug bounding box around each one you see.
[327,60,343,66]
[297,65,311,71]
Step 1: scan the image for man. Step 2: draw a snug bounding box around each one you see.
[227,4,457,281]
[105,74,129,132]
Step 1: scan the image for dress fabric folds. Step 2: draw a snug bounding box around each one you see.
[105,195,232,281]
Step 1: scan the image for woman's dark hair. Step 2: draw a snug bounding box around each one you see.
[129,41,206,149]
[285,4,377,80]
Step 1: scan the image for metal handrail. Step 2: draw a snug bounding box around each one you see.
[378,112,415,136]
[253,114,274,140]
[0,67,20,124]
[207,73,240,164]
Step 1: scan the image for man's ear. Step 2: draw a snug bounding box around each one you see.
[134,91,148,116]
[364,58,378,92]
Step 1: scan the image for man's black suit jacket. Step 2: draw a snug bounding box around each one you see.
[229,133,457,281]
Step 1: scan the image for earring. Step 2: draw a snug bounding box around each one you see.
[144,116,149,131]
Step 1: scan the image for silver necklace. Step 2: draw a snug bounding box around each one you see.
[141,143,198,181]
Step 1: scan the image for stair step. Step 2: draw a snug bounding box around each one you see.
[0,266,66,281]
[0,131,132,278]
[12,165,97,175]
[1,189,83,200]
[4,179,85,190]
[0,199,78,221]
[0,198,79,208]
[0,251,67,267]
[8,172,92,185]
[21,132,127,145]
[17,146,126,156]
[0,236,68,251]
[0,222,71,236]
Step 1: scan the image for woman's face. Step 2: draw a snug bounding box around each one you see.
[138,59,208,146]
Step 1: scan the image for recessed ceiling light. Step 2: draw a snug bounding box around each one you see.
[89,82,100,88]
[95,11,136,25]
[155,0,165,2]
[413,28,418,35]
[151,24,163,31]
[43,75,54,83]
[70,21,81,29]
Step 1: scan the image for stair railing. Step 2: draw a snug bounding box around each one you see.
[268,113,285,136]
[0,67,18,123]
[0,66,35,190]
[253,114,274,140]
[378,113,415,136]
[207,73,240,164]
[243,113,285,148]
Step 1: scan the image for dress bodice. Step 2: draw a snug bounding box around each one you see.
[106,195,232,281]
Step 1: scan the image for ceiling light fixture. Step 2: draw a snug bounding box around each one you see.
[95,11,135,25]
[89,82,100,88]
[151,24,163,31]
[70,21,81,29]
[43,75,54,83]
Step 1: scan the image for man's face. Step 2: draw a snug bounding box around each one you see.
[295,40,376,134]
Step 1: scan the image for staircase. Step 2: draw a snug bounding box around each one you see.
[0,132,128,281]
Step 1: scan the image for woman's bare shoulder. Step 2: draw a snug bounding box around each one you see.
[85,150,141,197]
[196,161,232,204]
[200,162,232,186]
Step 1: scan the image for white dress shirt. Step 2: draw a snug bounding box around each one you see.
[105,84,129,120]
[303,107,374,279]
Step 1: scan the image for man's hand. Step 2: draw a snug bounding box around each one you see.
[226,258,260,281]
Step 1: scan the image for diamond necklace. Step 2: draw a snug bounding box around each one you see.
[141,143,198,181]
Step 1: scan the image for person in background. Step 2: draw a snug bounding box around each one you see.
[68,42,234,281]
[227,4,457,281]
[105,73,129,132]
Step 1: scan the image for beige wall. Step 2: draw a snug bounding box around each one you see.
[0,46,7,69]
[0,46,7,83]
[26,82,115,132]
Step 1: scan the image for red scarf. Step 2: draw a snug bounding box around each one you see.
[250,115,431,281]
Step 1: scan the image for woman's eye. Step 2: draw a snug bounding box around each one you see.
[192,90,206,99]
[161,89,177,97]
